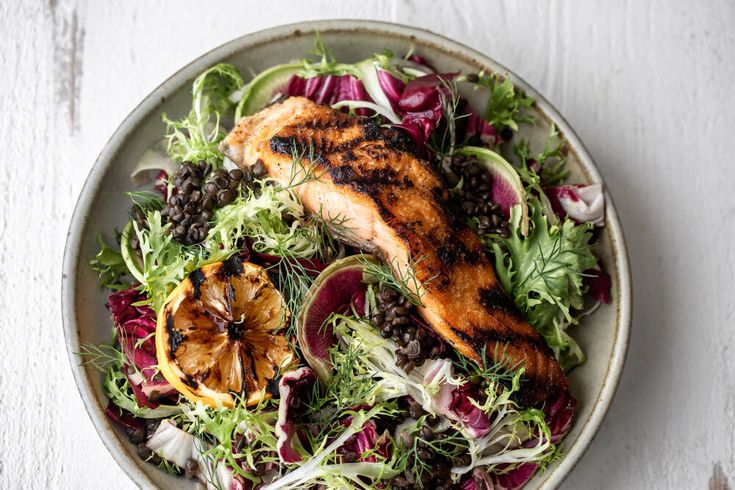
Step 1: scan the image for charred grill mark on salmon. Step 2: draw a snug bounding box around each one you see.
[220,97,568,406]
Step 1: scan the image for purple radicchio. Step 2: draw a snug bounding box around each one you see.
[492,463,539,490]
[544,389,577,444]
[545,183,605,227]
[583,267,612,304]
[376,69,405,112]
[464,111,500,147]
[424,359,491,438]
[276,367,317,463]
[459,468,495,490]
[338,416,391,463]
[398,74,454,142]
[107,288,176,407]
[283,74,372,116]
[461,463,539,490]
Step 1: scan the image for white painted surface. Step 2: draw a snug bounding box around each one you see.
[1,1,733,488]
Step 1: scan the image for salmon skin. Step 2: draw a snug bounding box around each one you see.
[220,97,567,407]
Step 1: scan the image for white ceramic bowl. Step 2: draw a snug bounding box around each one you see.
[62,20,631,489]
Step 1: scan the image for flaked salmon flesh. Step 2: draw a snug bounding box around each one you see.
[220,97,567,406]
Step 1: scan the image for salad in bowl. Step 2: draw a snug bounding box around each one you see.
[79,35,611,490]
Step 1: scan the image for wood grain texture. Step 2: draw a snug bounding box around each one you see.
[1,0,732,488]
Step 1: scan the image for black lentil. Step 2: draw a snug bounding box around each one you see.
[125,425,145,444]
[373,286,443,374]
[445,155,510,238]
[161,160,253,245]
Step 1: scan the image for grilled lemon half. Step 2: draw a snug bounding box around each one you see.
[156,256,295,407]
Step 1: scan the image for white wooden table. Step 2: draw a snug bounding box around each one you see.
[1,1,733,488]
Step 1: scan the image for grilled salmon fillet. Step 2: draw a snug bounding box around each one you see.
[220,97,567,406]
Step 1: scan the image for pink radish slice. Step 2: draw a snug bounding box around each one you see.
[457,146,528,235]
[297,255,374,381]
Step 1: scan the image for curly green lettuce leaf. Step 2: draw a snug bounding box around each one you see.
[476,72,534,132]
[492,199,596,370]
[514,125,569,186]
[103,358,182,419]
[132,211,200,312]
[90,234,130,291]
[163,63,244,166]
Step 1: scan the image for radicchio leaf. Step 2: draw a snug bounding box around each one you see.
[377,69,405,112]
[104,402,144,431]
[108,288,175,406]
[491,463,538,490]
[338,417,391,462]
[545,183,605,227]
[465,111,500,147]
[459,468,495,490]
[276,367,316,463]
[283,74,372,116]
[544,389,577,443]
[583,267,612,304]
[424,359,491,438]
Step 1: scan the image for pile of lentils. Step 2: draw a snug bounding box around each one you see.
[125,419,199,479]
[441,155,510,238]
[158,160,263,245]
[372,286,443,374]
[387,398,472,489]
[156,160,268,245]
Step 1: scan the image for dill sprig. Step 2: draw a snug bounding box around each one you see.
[452,344,523,387]
[359,253,437,307]
[304,335,379,427]
[311,205,351,263]
[77,341,125,372]
[269,255,316,337]
[127,191,165,213]
[284,140,327,190]
[427,77,468,170]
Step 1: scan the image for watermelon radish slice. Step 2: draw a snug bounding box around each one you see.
[297,255,375,381]
[456,146,529,236]
[234,63,303,120]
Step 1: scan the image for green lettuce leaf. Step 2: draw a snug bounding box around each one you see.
[162,63,244,166]
[476,72,534,132]
[90,234,130,291]
[493,199,596,370]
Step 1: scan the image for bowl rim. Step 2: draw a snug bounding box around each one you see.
[62,19,631,490]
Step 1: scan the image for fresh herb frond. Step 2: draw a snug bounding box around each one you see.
[427,76,468,170]
[310,205,350,262]
[284,141,326,190]
[127,191,165,213]
[77,342,124,372]
[360,253,437,307]
[453,343,522,386]
[269,255,315,337]
[394,421,469,488]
